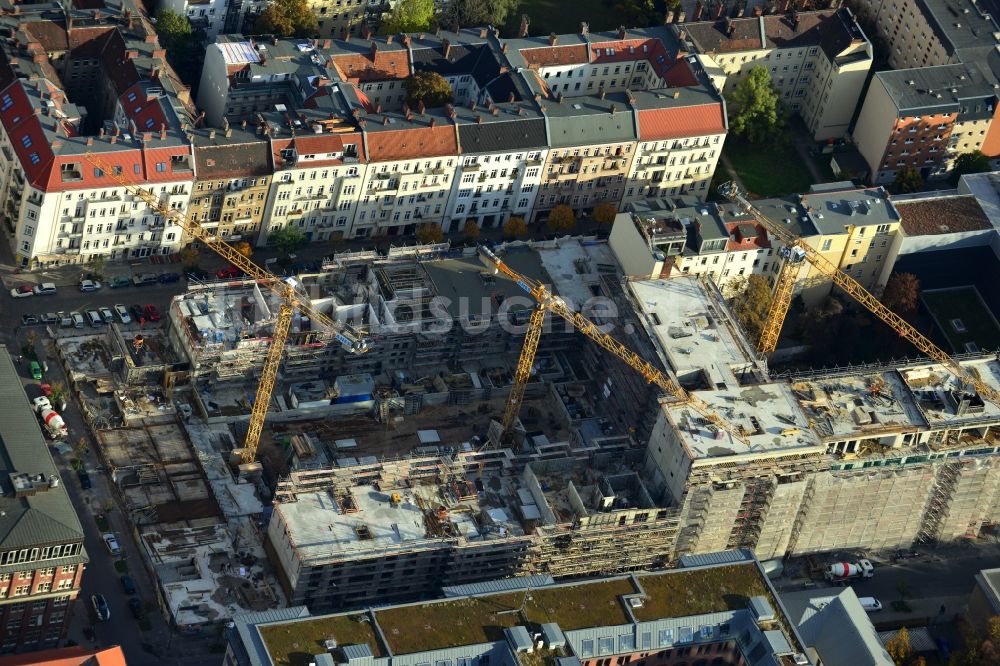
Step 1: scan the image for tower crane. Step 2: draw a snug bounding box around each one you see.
[476,246,749,446]
[718,181,1000,406]
[83,151,369,469]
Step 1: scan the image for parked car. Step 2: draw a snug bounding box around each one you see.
[107,276,131,288]
[58,312,73,327]
[859,596,883,612]
[29,361,42,380]
[102,533,121,556]
[216,265,241,279]
[78,279,101,292]
[158,272,181,284]
[133,273,158,287]
[77,469,91,490]
[144,304,161,322]
[128,597,144,619]
[99,307,115,324]
[91,594,111,621]
[129,305,145,322]
[70,312,85,328]
[86,310,103,327]
[114,304,131,324]
[21,314,40,326]
[33,283,57,295]
[120,575,136,595]
[40,312,59,325]
[9,284,33,298]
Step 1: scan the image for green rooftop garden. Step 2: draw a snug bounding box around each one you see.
[260,614,385,666]
[633,564,769,621]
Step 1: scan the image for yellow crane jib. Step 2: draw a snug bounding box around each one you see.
[717,180,1000,407]
[83,150,369,466]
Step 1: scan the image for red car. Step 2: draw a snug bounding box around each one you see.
[216,266,241,279]
[144,304,161,322]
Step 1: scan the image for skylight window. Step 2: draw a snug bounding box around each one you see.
[29,152,40,165]
[145,118,155,129]
[21,135,31,148]
[0,94,12,111]
[127,91,137,102]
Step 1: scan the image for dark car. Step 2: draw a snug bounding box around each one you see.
[216,265,241,279]
[128,597,144,619]
[893,549,919,561]
[77,470,91,490]
[107,276,131,289]
[130,305,145,322]
[144,304,161,322]
[158,272,181,284]
[21,314,40,326]
[120,575,136,594]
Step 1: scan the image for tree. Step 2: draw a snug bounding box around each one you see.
[547,205,575,233]
[612,0,658,27]
[439,0,518,27]
[881,273,921,315]
[885,626,912,666]
[893,167,923,194]
[254,0,318,37]
[415,223,444,244]
[181,247,201,270]
[380,0,434,34]
[727,66,785,144]
[592,202,618,226]
[403,71,453,108]
[269,226,306,254]
[727,275,773,345]
[85,255,107,278]
[503,216,527,238]
[155,9,192,50]
[951,150,992,185]
[463,221,480,239]
[233,241,253,259]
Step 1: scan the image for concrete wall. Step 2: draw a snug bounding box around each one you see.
[852,78,896,183]
[609,214,662,279]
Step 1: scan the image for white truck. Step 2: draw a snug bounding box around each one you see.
[32,397,68,439]
[824,559,874,583]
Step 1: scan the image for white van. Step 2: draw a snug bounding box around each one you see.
[858,597,883,612]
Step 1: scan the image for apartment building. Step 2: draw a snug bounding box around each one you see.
[861,0,979,70]
[196,25,729,241]
[853,66,1000,184]
[226,555,813,666]
[0,2,197,268]
[0,351,88,654]
[678,9,873,140]
[190,126,273,243]
[159,0,229,41]
[611,183,902,304]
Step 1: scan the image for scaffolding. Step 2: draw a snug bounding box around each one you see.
[918,462,962,544]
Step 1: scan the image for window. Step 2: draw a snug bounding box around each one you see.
[821,239,832,251]
[598,637,614,654]
[134,164,141,175]
[0,93,11,111]
[29,152,40,165]
[13,585,28,596]
[619,635,636,652]
[156,162,166,173]
[94,168,104,178]
[658,628,674,646]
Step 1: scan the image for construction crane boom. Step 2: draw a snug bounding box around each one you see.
[477,246,749,445]
[719,181,1000,406]
[83,151,368,466]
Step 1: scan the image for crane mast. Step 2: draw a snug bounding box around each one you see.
[83,151,369,466]
[718,181,1000,406]
[476,246,749,445]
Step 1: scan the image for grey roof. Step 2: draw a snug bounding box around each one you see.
[753,185,899,237]
[541,623,566,648]
[228,606,313,666]
[544,92,638,147]
[678,548,754,568]
[442,574,555,597]
[749,596,776,622]
[504,626,533,652]
[423,248,549,320]
[0,350,86,551]
[456,115,547,153]
[192,126,272,179]
[781,587,893,666]
[920,0,998,55]
[875,65,996,115]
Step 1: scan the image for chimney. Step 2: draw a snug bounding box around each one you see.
[580,21,589,35]
[491,107,499,116]
[617,25,626,40]
[598,86,605,99]
[127,49,139,58]
[726,18,735,37]
[405,108,413,121]
[86,136,94,146]
[693,1,703,21]
[475,115,482,123]
[52,139,62,150]
[403,34,411,48]
[358,118,367,127]
[225,128,233,137]
[195,111,206,127]
[452,21,460,35]
[144,33,157,44]
[430,117,437,127]
[341,26,349,41]
[417,100,426,114]
[160,123,167,140]
[442,38,451,59]
[402,103,410,116]
[678,30,686,42]
[242,119,248,130]
[322,39,332,48]
[518,15,530,38]
[468,99,476,110]
[508,91,516,103]
[502,42,508,53]
[383,115,389,125]
[753,5,763,16]
[362,26,372,40]
[209,129,217,139]
[386,35,393,44]
[713,2,725,19]
[272,36,279,45]
[110,135,117,144]
[610,104,617,114]
[435,24,442,37]
[152,49,166,59]
[549,32,557,46]
[479,27,488,38]
[99,127,105,138]
[375,102,383,113]
[557,92,564,103]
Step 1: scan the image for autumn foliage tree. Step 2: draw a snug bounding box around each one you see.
[403,71,454,107]
[463,221,480,238]
[885,626,912,665]
[503,216,527,238]
[591,202,618,226]
[234,241,253,259]
[727,275,773,346]
[881,272,921,315]
[254,0,318,37]
[546,205,575,233]
[415,223,444,244]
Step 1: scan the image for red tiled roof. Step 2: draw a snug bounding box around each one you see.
[0,81,55,188]
[270,131,366,167]
[365,124,458,162]
[0,645,126,666]
[521,44,589,68]
[330,51,410,84]
[724,221,771,251]
[637,104,725,140]
[101,31,141,95]
[662,59,698,87]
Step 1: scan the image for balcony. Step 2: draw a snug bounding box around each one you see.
[461,163,481,172]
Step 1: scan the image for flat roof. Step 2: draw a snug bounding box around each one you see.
[422,247,548,320]
[896,195,992,236]
[789,371,927,440]
[535,239,619,310]
[898,358,1000,425]
[629,277,756,387]
[259,612,386,666]
[666,382,824,459]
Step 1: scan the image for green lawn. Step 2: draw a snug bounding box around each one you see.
[723,138,816,198]
[922,287,1000,354]
[505,0,623,36]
